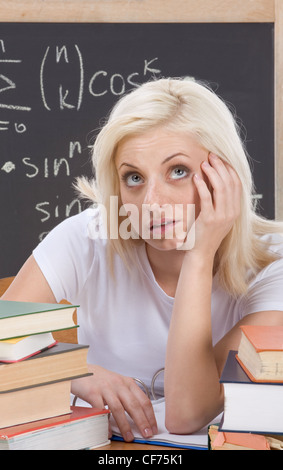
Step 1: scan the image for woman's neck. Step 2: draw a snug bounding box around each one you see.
[145,244,186,297]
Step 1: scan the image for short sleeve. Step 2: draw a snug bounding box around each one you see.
[239,256,283,318]
[33,209,96,303]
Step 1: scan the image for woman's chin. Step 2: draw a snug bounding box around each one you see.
[144,237,187,252]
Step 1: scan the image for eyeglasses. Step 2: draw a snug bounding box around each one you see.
[132,367,164,400]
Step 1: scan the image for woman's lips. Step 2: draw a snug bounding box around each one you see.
[150,219,179,235]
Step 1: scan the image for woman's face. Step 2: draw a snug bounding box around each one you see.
[115,126,209,251]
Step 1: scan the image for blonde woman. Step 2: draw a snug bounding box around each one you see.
[3,78,283,440]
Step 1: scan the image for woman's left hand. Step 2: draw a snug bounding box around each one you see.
[188,152,242,259]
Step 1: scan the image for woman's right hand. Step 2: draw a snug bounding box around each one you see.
[71,364,158,442]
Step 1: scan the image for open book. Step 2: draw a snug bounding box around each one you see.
[73,396,221,449]
[110,398,221,450]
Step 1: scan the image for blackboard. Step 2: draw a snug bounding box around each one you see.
[0,23,274,278]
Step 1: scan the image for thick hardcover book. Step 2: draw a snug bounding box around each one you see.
[0,380,72,428]
[237,324,283,382]
[0,300,78,340]
[0,406,110,450]
[219,351,283,434]
[0,342,91,392]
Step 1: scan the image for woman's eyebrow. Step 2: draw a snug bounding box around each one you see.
[118,162,139,170]
[162,153,192,164]
[118,153,191,170]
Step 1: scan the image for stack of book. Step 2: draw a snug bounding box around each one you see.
[213,324,283,450]
[0,299,110,450]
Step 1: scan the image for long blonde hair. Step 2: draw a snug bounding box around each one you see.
[76,77,283,296]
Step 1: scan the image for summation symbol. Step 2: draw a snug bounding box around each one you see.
[0,39,32,112]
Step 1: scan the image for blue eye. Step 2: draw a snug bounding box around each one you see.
[122,173,143,187]
[170,167,189,180]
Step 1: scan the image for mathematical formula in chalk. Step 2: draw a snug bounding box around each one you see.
[0,22,275,277]
[0,40,160,114]
[0,39,162,243]
[40,45,160,111]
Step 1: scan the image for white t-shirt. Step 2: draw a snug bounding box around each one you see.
[33,208,283,394]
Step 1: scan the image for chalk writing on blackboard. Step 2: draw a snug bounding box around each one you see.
[0,38,163,246]
[0,23,274,278]
[40,44,161,110]
[0,43,31,112]
[0,39,265,239]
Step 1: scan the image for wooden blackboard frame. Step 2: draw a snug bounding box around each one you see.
[1,0,283,220]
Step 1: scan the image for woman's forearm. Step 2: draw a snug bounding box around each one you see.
[165,155,241,433]
[165,251,224,434]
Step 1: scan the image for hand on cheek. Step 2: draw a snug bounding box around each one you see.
[191,153,242,257]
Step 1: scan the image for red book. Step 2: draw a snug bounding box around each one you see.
[209,425,271,450]
[0,406,110,450]
[236,325,283,382]
[239,325,283,351]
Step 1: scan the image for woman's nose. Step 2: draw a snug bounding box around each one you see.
[143,179,166,206]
